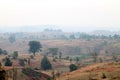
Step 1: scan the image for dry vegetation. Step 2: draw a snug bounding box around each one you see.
[56,62,120,80]
[0,35,120,80]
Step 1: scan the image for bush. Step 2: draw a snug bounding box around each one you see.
[12,51,18,59]
[53,58,56,62]
[30,55,34,59]
[69,64,77,72]
[22,68,41,77]
[34,67,39,70]
[5,57,12,66]
[65,56,69,60]
[19,59,25,66]
[0,48,8,55]
[102,73,107,79]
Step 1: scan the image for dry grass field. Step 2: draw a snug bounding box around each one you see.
[0,38,120,56]
[56,62,120,80]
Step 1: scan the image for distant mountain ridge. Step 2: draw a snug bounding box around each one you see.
[0,26,120,36]
[0,25,59,32]
[90,30,120,36]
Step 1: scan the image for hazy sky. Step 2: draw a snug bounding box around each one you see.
[0,0,120,31]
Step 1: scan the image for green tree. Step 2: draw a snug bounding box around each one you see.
[41,55,52,70]
[5,57,12,66]
[12,51,18,59]
[29,41,42,56]
[69,64,77,72]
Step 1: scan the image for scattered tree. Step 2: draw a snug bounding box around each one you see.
[29,41,42,56]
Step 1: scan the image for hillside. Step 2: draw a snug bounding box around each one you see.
[0,32,120,80]
[57,62,120,80]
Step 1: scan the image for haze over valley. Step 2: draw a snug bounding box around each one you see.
[0,0,120,80]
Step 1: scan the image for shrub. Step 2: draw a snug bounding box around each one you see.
[53,58,56,62]
[5,57,12,66]
[41,55,52,70]
[102,73,107,79]
[19,59,25,66]
[0,48,8,55]
[34,67,39,70]
[69,64,77,72]
[30,55,34,59]
[12,51,18,59]
[22,68,41,77]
